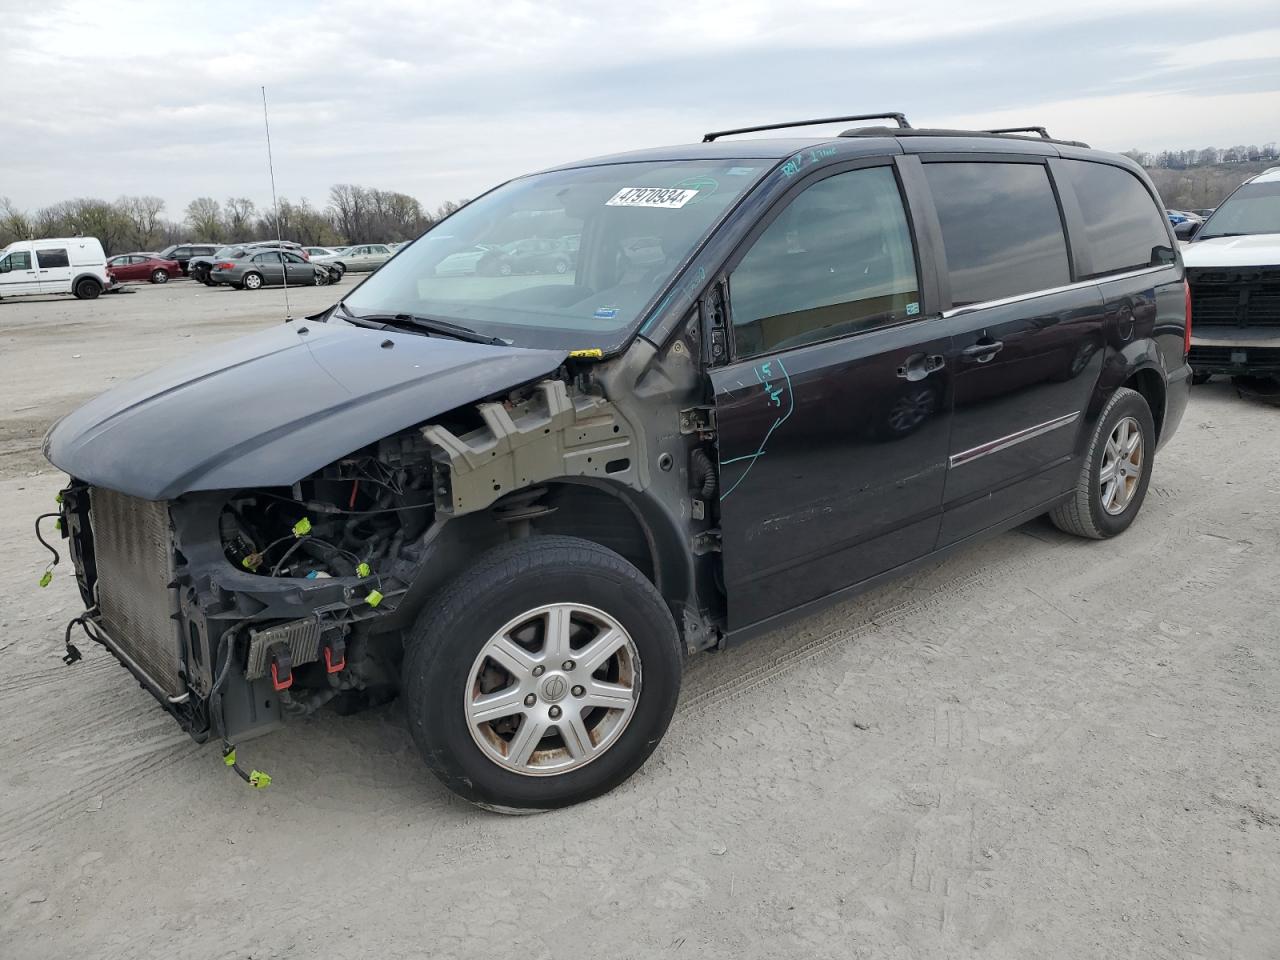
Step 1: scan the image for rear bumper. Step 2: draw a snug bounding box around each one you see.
[1189,328,1280,375]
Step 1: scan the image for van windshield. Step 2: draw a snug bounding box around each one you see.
[338,159,767,350]
[1198,180,1280,239]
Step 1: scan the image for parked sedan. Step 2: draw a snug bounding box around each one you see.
[209,250,330,290]
[106,253,182,284]
[338,243,394,272]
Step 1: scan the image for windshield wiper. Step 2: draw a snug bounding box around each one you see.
[335,303,507,345]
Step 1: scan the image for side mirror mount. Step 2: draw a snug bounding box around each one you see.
[1174,220,1201,241]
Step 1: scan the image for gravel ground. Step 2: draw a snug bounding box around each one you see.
[2,280,1279,959]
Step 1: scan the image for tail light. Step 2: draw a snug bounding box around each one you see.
[216,262,234,270]
[1183,279,1192,358]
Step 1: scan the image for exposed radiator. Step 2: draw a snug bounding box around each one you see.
[89,488,186,697]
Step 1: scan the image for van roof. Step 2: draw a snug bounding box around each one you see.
[541,127,1126,175]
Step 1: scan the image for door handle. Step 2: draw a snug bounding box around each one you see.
[896,353,945,381]
[961,339,1004,363]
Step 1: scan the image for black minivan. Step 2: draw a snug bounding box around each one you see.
[44,114,1190,810]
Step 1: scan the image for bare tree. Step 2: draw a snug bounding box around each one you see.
[184,197,224,241]
[117,195,166,251]
[0,196,33,246]
[225,197,256,238]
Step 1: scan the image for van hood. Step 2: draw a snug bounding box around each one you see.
[44,320,567,500]
[1182,233,1280,268]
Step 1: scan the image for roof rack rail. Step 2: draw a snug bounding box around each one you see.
[702,112,911,143]
[984,126,1051,139]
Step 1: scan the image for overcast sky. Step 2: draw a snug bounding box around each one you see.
[2,0,1278,218]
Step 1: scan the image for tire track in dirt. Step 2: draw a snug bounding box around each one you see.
[0,740,193,847]
[0,657,113,696]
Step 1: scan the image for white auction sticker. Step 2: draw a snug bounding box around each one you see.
[606,187,699,209]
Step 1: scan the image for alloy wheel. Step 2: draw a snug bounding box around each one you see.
[464,603,641,776]
[1100,415,1143,515]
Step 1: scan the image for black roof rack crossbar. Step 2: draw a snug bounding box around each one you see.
[984,126,1051,139]
[702,112,911,143]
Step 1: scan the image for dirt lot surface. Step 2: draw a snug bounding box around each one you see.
[2,281,1279,959]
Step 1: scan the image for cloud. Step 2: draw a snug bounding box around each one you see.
[0,0,1276,217]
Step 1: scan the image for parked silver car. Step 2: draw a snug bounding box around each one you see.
[210,249,330,290]
[337,243,395,273]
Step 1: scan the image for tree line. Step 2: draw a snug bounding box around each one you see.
[1122,143,1278,170]
[0,185,469,255]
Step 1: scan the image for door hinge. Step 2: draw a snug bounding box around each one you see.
[679,406,716,438]
[692,528,721,554]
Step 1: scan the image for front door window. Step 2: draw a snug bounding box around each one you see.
[729,166,921,358]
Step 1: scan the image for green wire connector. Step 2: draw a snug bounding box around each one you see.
[241,553,263,571]
[292,517,312,537]
[356,562,371,578]
[54,518,62,531]
[39,568,53,588]
[55,492,63,504]
[223,744,271,790]
[365,589,384,608]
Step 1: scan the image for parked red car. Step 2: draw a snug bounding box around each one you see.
[106,253,182,284]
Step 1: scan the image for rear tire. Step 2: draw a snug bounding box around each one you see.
[243,272,263,290]
[403,536,681,811]
[1192,371,1211,385]
[73,278,101,300]
[150,269,169,284]
[1050,387,1154,539]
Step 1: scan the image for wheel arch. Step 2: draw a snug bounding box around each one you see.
[71,271,103,292]
[1123,365,1167,443]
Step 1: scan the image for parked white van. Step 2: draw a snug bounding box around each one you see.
[0,237,112,300]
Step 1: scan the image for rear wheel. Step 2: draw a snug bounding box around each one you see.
[243,272,263,290]
[1050,387,1154,539]
[73,278,101,300]
[403,536,681,811]
[150,269,169,284]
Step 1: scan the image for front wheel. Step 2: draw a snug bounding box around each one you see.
[1050,387,1154,539]
[151,269,169,284]
[243,272,263,290]
[403,536,681,811]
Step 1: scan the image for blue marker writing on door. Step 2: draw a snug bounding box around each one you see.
[719,358,794,498]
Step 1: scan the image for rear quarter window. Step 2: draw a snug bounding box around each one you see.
[1059,160,1171,276]
[35,248,70,268]
[924,162,1071,307]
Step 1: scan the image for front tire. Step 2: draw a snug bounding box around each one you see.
[1050,387,1154,539]
[403,536,681,811]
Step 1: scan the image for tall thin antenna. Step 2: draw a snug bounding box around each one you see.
[261,85,291,319]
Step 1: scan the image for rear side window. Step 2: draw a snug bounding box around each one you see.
[924,162,1070,307]
[1059,161,1171,276]
[729,166,920,357]
[35,248,70,268]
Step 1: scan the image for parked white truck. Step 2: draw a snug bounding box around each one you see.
[0,237,112,301]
